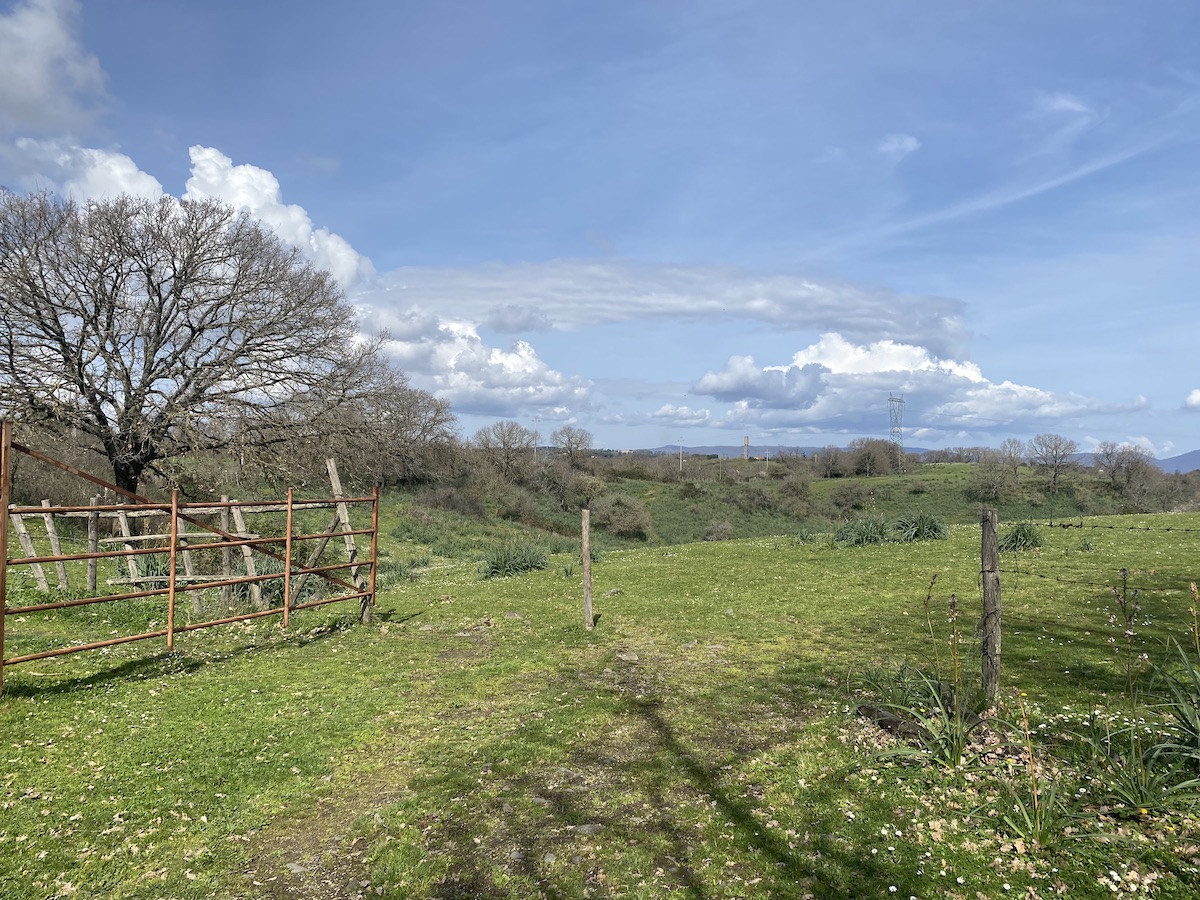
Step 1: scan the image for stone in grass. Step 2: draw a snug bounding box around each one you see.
[615,651,638,662]
[573,823,604,836]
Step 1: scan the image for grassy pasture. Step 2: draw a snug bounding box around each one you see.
[3,507,1200,898]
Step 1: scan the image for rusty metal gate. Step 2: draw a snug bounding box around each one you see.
[0,420,378,694]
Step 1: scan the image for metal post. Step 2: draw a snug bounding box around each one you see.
[0,421,11,695]
[167,490,179,651]
[282,488,294,628]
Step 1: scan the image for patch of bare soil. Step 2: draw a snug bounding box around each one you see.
[237,776,401,900]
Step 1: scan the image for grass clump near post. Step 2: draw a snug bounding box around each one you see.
[478,540,549,578]
[892,511,948,542]
[998,521,1042,552]
[834,515,890,546]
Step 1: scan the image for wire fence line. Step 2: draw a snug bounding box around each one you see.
[1035,520,1200,534]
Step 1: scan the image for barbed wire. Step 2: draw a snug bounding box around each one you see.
[999,566,1198,594]
[1034,521,1200,534]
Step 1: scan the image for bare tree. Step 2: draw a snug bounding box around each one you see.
[551,425,593,469]
[0,191,388,495]
[848,437,895,477]
[1026,433,1078,494]
[473,420,537,482]
[967,450,1016,502]
[1094,441,1160,508]
[254,365,459,489]
[997,437,1025,481]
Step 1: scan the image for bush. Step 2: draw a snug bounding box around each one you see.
[828,480,871,515]
[731,484,776,514]
[893,512,948,542]
[590,493,653,540]
[479,541,549,578]
[999,522,1043,552]
[418,484,486,519]
[835,515,890,546]
[704,521,734,541]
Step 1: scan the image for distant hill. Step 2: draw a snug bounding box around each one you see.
[634,444,1200,474]
[1156,450,1200,474]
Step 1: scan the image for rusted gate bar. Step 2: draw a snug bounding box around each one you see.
[282,488,294,628]
[365,484,379,624]
[1,420,11,696]
[168,490,179,651]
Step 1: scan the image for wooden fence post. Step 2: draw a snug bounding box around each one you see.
[981,507,1002,706]
[87,496,99,593]
[582,508,594,630]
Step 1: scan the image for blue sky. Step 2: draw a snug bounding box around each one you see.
[2,0,1198,455]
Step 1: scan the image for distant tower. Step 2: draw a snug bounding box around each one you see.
[888,394,905,473]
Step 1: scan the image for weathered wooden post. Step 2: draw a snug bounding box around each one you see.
[41,499,68,589]
[86,496,99,593]
[981,507,1002,706]
[582,508,594,630]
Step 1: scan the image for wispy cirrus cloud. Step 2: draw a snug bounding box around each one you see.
[877,132,920,162]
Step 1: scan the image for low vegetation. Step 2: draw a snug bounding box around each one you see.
[4,493,1200,898]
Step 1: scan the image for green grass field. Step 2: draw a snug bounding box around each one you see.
[3,502,1200,898]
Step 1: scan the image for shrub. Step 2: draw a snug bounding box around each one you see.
[999,521,1043,552]
[893,512,948,542]
[704,521,734,541]
[417,484,486,518]
[794,526,824,544]
[589,493,653,540]
[835,515,890,546]
[828,480,870,515]
[479,541,549,578]
[731,484,776,514]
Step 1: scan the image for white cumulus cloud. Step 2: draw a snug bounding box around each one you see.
[7,138,163,199]
[383,319,590,416]
[1186,389,1200,410]
[184,146,374,288]
[690,333,1140,439]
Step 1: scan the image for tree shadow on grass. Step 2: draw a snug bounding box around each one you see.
[352,655,923,899]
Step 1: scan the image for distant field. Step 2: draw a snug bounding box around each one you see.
[3,505,1200,898]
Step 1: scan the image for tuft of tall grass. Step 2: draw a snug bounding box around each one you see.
[998,521,1042,552]
[478,541,549,578]
[892,511,948,542]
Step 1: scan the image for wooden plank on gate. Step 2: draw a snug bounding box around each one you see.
[230,505,264,610]
[115,510,142,582]
[9,513,49,591]
[326,459,363,589]
[41,499,69,589]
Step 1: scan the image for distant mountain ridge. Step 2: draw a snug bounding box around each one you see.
[1156,450,1200,474]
